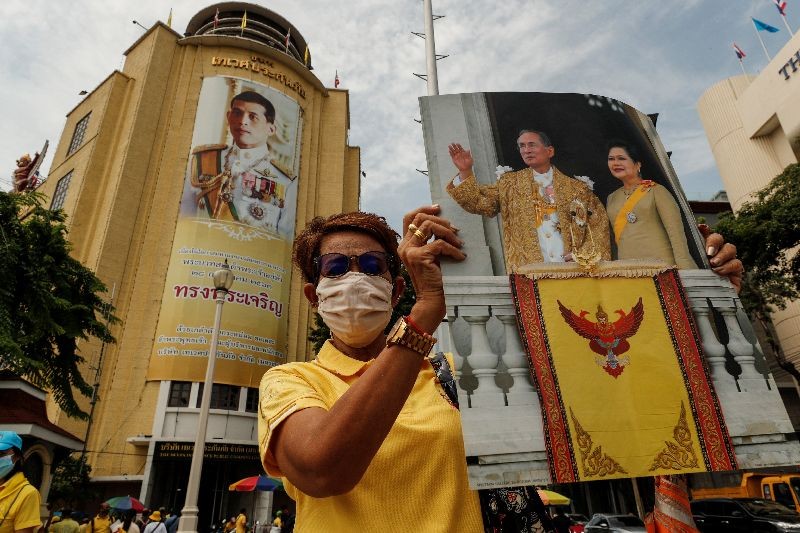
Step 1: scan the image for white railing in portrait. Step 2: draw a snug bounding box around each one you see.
[437,270,800,488]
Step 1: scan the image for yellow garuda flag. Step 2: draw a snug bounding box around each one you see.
[511,261,737,483]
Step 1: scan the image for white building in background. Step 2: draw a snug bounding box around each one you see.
[697,29,800,373]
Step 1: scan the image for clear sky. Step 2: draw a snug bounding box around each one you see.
[1,0,797,232]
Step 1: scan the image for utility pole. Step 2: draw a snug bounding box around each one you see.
[423,0,439,96]
[79,283,116,475]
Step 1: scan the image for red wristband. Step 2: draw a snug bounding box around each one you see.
[403,315,431,337]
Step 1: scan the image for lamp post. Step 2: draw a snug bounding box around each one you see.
[177,260,235,533]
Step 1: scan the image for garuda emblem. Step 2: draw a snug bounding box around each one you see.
[558,298,644,378]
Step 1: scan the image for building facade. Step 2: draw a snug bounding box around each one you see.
[33,2,359,524]
[698,30,800,377]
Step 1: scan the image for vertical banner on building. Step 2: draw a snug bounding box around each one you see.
[148,76,302,387]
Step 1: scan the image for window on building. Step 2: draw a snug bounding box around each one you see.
[67,113,91,155]
[196,384,241,410]
[167,381,192,407]
[245,387,259,413]
[50,171,73,210]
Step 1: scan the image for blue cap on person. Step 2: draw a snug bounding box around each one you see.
[0,431,23,451]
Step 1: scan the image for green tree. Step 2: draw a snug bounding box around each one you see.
[48,454,97,507]
[308,268,416,353]
[0,191,115,419]
[715,163,800,377]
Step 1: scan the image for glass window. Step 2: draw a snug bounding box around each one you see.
[245,387,258,413]
[167,381,192,407]
[50,171,73,210]
[774,483,795,509]
[690,501,709,515]
[196,384,241,410]
[67,113,91,155]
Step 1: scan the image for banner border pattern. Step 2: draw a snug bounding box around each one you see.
[511,270,738,482]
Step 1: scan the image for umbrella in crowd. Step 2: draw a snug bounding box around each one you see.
[537,489,570,506]
[228,475,284,492]
[105,496,145,512]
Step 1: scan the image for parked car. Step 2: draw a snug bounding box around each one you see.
[568,513,589,533]
[691,497,800,532]
[584,513,646,532]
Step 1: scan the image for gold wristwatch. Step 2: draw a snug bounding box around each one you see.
[386,316,437,356]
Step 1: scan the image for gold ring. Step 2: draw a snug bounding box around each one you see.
[413,229,429,241]
[408,223,419,233]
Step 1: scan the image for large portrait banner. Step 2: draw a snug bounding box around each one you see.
[148,76,302,387]
[420,91,800,490]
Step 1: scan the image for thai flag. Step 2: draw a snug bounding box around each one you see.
[334,70,340,88]
[733,43,746,60]
[774,0,788,16]
[213,8,220,29]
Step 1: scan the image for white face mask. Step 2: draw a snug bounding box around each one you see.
[316,271,394,348]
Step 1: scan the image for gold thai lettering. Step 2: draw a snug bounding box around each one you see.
[210,56,306,99]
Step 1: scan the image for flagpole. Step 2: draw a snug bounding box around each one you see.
[780,15,794,35]
[752,19,772,61]
[423,0,439,96]
[739,58,748,76]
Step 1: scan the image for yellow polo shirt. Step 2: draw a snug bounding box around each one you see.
[234,513,246,533]
[258,341,483,533]
[90,515,111,533]
[0,472,41,533]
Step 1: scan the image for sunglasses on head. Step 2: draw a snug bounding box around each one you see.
[314,251,392,280]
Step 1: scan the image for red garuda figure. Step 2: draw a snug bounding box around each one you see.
[558,298,644,377]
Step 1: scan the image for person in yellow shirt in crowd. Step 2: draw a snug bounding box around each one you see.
[0,431,41,533]
[88,503,111,533]
[52,511,80,533]
[234,510,246,533]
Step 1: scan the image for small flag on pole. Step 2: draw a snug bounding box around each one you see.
[773,0,795,35]
[751,18,778,61]
[733,42,748,76]
[753,17,780,32]
[241,11,247,36]
[213,8,220,29]
[167,8,173,28]
[285,28,292,52]
[334,70,340,88]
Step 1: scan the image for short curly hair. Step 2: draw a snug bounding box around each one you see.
[292,211,401,283]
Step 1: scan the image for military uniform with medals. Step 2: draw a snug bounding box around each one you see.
[191,143,297,239]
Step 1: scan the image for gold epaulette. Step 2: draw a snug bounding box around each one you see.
[271,158,297,181]
[191,143,228,155]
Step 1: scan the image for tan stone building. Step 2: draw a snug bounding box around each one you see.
[698,30,800,381]
[33,2,359,520]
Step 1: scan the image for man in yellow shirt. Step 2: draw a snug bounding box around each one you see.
[234,510,247,533]
[89,503,112,533]
[0,431,41,533]
[52,511,80,533]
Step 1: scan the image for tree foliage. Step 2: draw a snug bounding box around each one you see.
[715,164,800,378]
[0,191,116,419]
[309,268,416,353]
[48,454,96,506]
[715,163,800,316]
